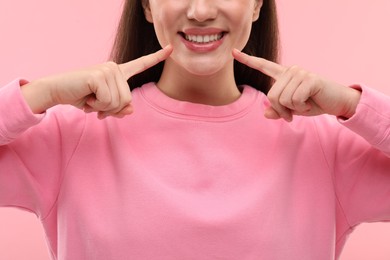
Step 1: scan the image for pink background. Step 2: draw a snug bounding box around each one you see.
[1,0,390,259]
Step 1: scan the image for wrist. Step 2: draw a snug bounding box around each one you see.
[21,78,56,114]
[338,86,362,119]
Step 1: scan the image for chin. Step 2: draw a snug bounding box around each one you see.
[183,59,230,77]
[169,50,232,77]
[188,68,219,76]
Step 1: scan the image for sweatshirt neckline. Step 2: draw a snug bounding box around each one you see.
[138,82,258,121]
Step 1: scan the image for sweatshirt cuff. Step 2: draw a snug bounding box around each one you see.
[0,79,45,144]
[339,85,390,154]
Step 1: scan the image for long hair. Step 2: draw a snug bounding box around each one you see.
[111,0,279,94]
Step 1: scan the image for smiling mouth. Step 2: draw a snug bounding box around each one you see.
[179,32,225,44]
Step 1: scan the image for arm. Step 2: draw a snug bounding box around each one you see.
[340,85,390,156]
[233,49,390,225]
[232,49,362,122]
[233,49,390,154]
[20,45,172,117]
[0,79,85,217]
[0,46,173,216]
[315,89,390,224]
[0,79,44,145]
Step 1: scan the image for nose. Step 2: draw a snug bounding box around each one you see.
[187,0,218,22]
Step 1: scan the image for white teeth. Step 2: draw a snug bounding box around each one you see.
[184,33,223,44]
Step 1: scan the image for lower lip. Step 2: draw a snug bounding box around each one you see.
[180,34,225,53]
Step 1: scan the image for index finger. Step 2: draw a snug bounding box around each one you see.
[232,49,285,79]
[119,45,173,79]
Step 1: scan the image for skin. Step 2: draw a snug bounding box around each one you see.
[21,46,173,119]
[21,0,361,121]
[232,49,362,121]
[143,0,262,105]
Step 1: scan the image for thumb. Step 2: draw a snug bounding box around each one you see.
[264,107,282,120]
[263,98,283,120]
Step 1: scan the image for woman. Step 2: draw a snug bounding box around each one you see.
[1,0,389,259]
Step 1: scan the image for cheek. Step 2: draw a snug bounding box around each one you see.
[231,14,255,49]
[149,6,182,44]
[226,2,256,32]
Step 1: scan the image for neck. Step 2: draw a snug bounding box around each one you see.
[156,59,241,106]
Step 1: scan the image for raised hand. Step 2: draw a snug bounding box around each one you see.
[232,49,361,122]
[22,45,173,119]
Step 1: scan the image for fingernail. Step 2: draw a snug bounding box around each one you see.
[83,108,93,113]
[284,115,293,123]
[97,112,108,120]
[232,48,240,55]
[263,98,271,108]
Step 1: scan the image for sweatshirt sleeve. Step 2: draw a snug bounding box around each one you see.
[340,85,390,156]
[316,85,390,227]
[0,79,45,145]
[0,79,85,218]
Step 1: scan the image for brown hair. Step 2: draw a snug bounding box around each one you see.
[111,0,279,94]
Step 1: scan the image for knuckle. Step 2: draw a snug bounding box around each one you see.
[98,98,112,108]
[106,61,121,73]
[110,98,120,108]
[101,64,113,75]
[291,94,301,103]
[286,65,305,78]
[105,61,118,67]
[279,96,291,107]
[287,65,300,73]
[94,94,111,108]
[86,75,99,91]
[92,70,106,82]
[267,94,278,104]
[291,96,305,106]
[98,62,119,78]
[297,69,308,79]
[122,95,132,105]
[304,73,320,86]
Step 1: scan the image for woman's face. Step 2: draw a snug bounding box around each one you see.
[143,0,262,76]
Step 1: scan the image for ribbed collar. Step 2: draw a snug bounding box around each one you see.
[138,82,259,122]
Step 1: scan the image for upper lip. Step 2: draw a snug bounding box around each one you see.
[182,27,226,35]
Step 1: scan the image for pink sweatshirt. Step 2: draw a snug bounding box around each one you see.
[1,79,390,260]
